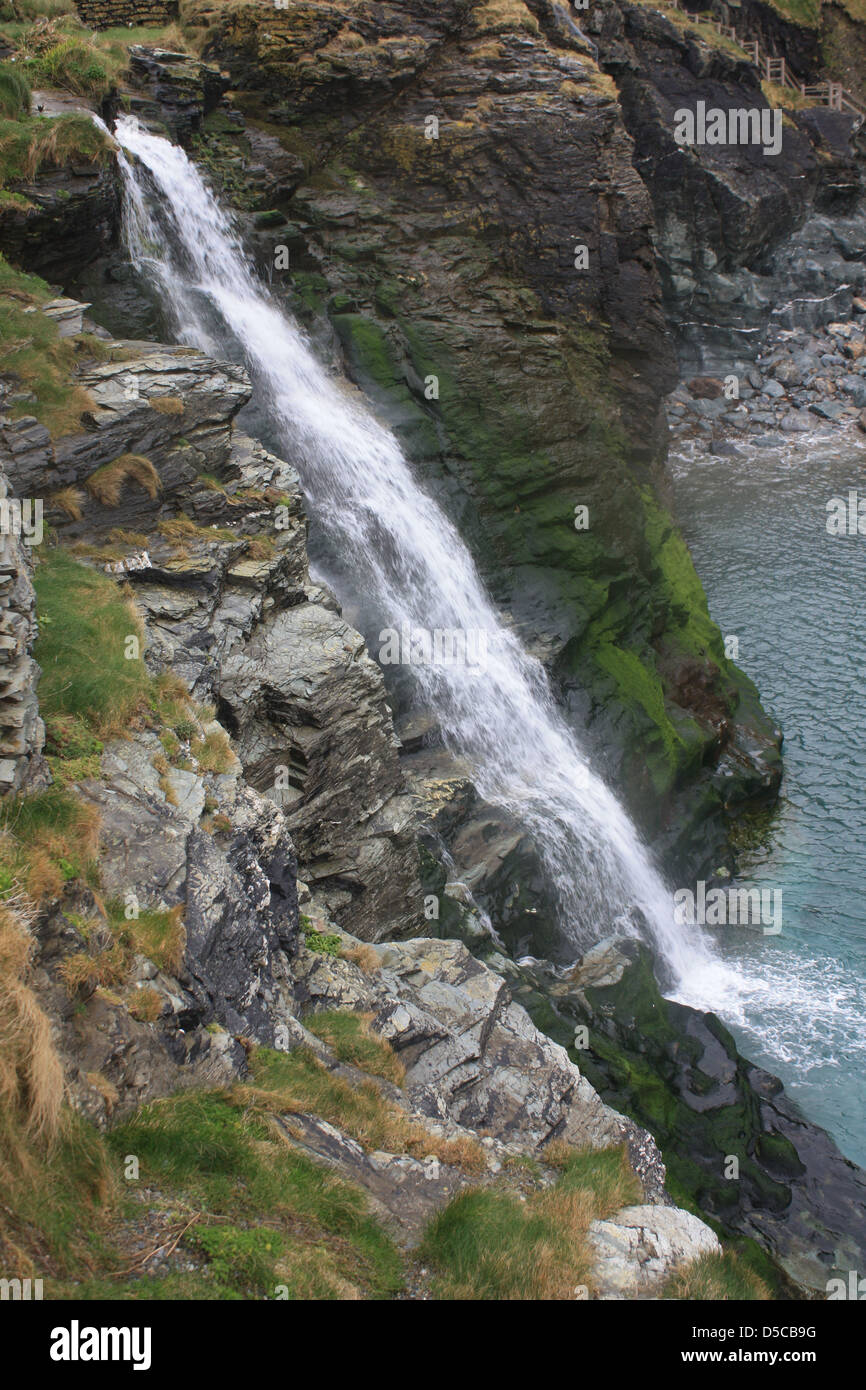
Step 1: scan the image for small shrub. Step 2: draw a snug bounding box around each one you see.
[303,927,342,957]
[27,38,110,98]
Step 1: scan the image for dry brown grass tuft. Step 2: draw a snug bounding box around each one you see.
[0,898,64,1141]
[49,485,83,520]
[84,454,160,508]
[541,1138,574,1170]
[58,942,126,997]
[148,395,184,415]
[158,514,235,545]
[340,943,381,974]
[191,728,235,774]
[469,0,539,35]
[243,534,276,562]
[127,986,163,1024]
[154,669,190,703]
[241,1046,487,1176]
[83,1070,119,1115]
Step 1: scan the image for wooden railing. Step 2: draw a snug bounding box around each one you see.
[665,0,866,120]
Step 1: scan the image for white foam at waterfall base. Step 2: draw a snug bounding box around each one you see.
[113,114,736,1000]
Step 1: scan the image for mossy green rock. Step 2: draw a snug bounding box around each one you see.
[511,939,866,1295]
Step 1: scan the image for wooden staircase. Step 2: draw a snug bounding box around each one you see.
[666,0,866,120]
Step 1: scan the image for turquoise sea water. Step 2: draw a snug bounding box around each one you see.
[670,426,866,1167]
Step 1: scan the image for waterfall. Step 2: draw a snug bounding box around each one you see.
[113,115,727,995]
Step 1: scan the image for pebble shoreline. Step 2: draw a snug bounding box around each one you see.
[667,301,866,453]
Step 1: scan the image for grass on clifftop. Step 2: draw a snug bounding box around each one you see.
[0,14,130,97]
[0,110,111,185]
[0,2,75,18]
[34,548,149,742]
[763,0,821,25]
[304,1009,406,1086]
[0,1056,405,1299]
[420,1144,640,1299]
[0,254,98,432]
[663,1250,771,1299]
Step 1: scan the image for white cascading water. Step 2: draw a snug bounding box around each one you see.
[113,115,733,998]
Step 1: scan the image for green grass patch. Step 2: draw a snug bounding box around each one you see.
[763,0,821,26]
[33,548,149,740]
[0,782,100,904]
[0,1,75,19]
[6,1072,407,1299]
[300,914,342,956]
[420,1144,641,1299]
[0,61,30,118]
[105,898,185,976]
[663,1249,771,1300]
[304,1010,405,1086]
[25,37,109,97]
[43,713,103,784]
[0,252,97,436]
[0,112,111,186]
[0,1105,118,1282]
[107,1086,404,1299]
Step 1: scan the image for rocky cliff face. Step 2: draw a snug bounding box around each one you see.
[2,1,864,1298]
[1,299,727,1299]
[2,336,422,942]
[85,0,779,888]
[594,1,865,369]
